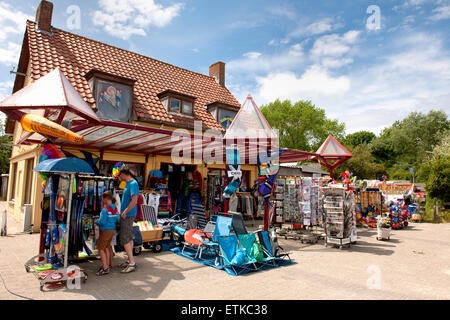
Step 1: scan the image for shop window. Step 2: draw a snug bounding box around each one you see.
[99,161,144,188]
[158,90,195,117]
[9,163,17,202]
[206,102,238,130]
[23,158,34,205]
[217,108,237,130]
[85,69,135,123]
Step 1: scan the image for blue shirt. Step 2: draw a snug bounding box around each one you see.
[96,204,118,231]
[121,179,139,217]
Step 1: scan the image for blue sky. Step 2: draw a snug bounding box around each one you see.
[0,0,449,134]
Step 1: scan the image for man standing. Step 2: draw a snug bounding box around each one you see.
[118,168,139,273]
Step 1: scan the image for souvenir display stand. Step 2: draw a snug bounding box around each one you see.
[323,187,357,249]
[354,187,383,228]
[24,158,97,291]
[376,215,391,241]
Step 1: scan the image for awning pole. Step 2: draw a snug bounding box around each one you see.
[263,199,269,231]
[64,173,74,269]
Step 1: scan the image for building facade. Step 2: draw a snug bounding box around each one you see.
[5,1,259,231]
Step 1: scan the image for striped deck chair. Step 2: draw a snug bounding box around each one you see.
[190,203,208,230]
[141,204,158,225]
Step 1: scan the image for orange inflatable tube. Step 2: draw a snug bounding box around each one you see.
[21,113,84,144]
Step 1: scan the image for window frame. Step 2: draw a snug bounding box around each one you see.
[158,90,196,117]
[168,97,194,116]
[85,69,136,123]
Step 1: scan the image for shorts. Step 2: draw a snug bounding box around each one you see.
[97,230,115,250]
[120,216,135,246]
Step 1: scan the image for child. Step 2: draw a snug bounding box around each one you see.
[95,191,119,276]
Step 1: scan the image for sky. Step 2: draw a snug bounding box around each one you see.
[0,0,449,135]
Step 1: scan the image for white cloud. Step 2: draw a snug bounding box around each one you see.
[393,0,428,11]
[0,42,21,64]
[289,17,344,38]
[256,66,351,103]
[0,80,13,100]
[429,5,450,20]
[309,30,361,69]
[92,0,184,40]
[267,6,296,20]
[235,30,450,135]
[228,43,305,74]
[0,2,32,66]
[242,52,262,59]
[310,30,360,58]
[0,2,31,41]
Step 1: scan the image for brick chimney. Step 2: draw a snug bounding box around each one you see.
[209,62,225,87]
[35,0,53,33]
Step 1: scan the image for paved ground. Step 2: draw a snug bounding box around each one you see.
[1,201,449,300]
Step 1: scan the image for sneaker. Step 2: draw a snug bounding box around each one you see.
[119,261,130,268]
[121,264,136,273]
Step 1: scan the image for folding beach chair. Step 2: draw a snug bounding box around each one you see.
[230,212,248,235]
[190,203,208,230]
[198,216,233,263]
[180,220,219,259]
[217,235,258,275]
[237,232,276,268]
[141,204,158,225]
[256,230,291,262]
[186,214,200,230]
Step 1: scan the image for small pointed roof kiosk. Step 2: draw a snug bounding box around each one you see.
[315,134,353,178]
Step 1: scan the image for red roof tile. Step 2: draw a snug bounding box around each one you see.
[24,20,241,131]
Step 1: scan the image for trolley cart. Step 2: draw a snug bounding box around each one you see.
[114,225,144,256]
[141,225,164,253]
[376,216,391,240]
[300,233,318,244]
[25,254,88,291]
[324,236,351,249]
[376,227,391,240]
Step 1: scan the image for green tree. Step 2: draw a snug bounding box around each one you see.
[335,144,386,180]
[260,99,345,152]
[426,156,450,202]
[344,131,376,148]
[0,119,12,174]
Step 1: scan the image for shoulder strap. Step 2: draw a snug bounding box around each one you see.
[105,205,118,215]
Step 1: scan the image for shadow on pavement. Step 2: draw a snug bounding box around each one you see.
[42,250,206,299]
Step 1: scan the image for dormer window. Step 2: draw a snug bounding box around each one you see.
[85,69,135,123]
[158,90,195,117]
[206,101,238,130]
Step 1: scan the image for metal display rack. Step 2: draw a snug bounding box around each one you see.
[323,187,356,249]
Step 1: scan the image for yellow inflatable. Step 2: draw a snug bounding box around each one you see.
[21,113,84,144]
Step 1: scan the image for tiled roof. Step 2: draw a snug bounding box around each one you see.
[24,20,241,131]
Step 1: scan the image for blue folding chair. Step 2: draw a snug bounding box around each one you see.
[257,230,291,262]
[217,235,258,275]
[238,232,276,268]
[198,216,233,264]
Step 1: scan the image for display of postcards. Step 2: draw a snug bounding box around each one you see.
[276,186,284,193]
[276,193,284,200]
[276,178,285,186]
[276,200,284,207]
[302,177,312,186]
[302,187,311,201]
